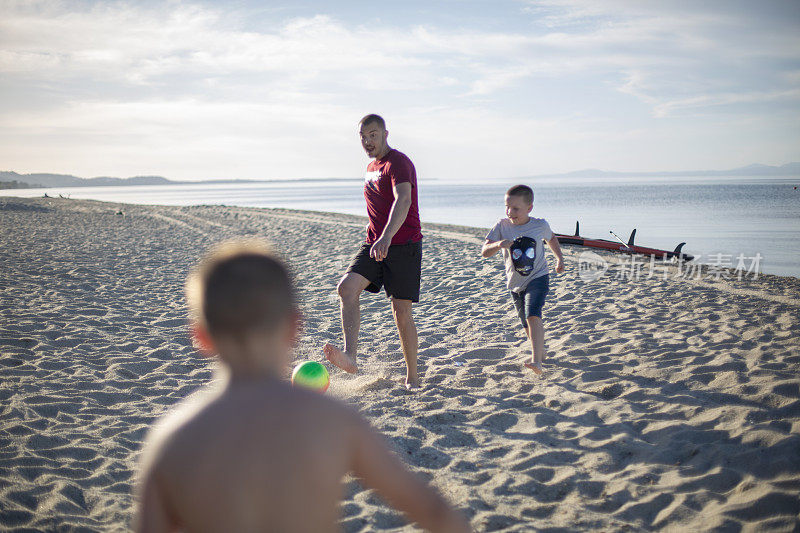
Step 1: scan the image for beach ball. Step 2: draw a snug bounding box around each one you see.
[291,361,330,393]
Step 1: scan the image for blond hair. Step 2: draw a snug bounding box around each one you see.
[186,240,296,337]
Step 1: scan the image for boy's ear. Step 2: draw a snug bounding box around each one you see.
[191,323,216,357]
[527,203,533,213]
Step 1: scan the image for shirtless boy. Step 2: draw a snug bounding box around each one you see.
[136,241,469,533]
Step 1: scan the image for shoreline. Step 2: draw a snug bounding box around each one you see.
[4,188,799,281]
[1,197,799,531]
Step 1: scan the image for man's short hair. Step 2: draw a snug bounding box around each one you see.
[359,114,386,130]
[506,184,533,205]
[186,240,296,337]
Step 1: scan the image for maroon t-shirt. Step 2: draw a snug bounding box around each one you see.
[363,149,423,245]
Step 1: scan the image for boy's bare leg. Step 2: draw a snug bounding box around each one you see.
[324,272,370,374]
[523,316,546,374]
[391,298,419,389]
[522,323,549,360]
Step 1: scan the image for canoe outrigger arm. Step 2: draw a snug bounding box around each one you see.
[609,230,632,251]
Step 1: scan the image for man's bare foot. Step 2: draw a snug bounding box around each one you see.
[524,362,543,375]
[324,344,358,374]
[405,377,420,390]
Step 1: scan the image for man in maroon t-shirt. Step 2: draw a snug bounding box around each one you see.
[325,114,423,389]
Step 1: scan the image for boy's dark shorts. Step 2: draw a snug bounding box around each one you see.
[347,241,422,302]
[511,274,549,327]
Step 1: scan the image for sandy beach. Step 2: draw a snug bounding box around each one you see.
[1,196,799,531]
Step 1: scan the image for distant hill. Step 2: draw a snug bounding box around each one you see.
[0,178,36,189]
[531,162,800,179]
[0,171,172,188]
[3,162,798,189]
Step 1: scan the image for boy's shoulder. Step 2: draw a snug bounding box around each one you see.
[492,216,551,231]
[491,217,514,230]
[136,380,382,533]
[138,386,214,477]
[142,380,361,470]
[526,216,550,228]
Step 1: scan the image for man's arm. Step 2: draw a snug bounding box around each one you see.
[351,418,471,533]
[546,235,565,273]
[370,181,413,261]
[481,239,512,258]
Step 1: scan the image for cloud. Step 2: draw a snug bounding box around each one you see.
[0,6,438,97]
[519,1,800,112]
[0,95,364,178]
[0,0,798,178]
[652,88,800,118]
[3,1,797,111]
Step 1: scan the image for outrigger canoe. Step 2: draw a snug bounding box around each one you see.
[555,222,694,261]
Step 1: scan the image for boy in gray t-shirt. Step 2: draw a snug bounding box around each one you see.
[482,184,564,374]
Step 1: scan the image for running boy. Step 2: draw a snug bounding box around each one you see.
[482,185,565,374]
[136,241,470,533]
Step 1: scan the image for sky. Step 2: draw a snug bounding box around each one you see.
[1,0,799,181]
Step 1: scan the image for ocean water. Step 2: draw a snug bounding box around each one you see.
[3,176,799,278]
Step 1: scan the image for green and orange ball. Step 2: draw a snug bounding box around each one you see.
[291,361,330,393]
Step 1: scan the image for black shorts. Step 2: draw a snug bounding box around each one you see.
[347,241,422,302]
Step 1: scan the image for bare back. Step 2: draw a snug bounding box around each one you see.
[140,380,358,532]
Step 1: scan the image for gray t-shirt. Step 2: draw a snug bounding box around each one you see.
[486,217,554,292]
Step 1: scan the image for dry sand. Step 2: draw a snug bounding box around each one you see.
[1,196,799,532]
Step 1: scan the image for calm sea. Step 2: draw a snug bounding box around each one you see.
[3,176,799,278]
